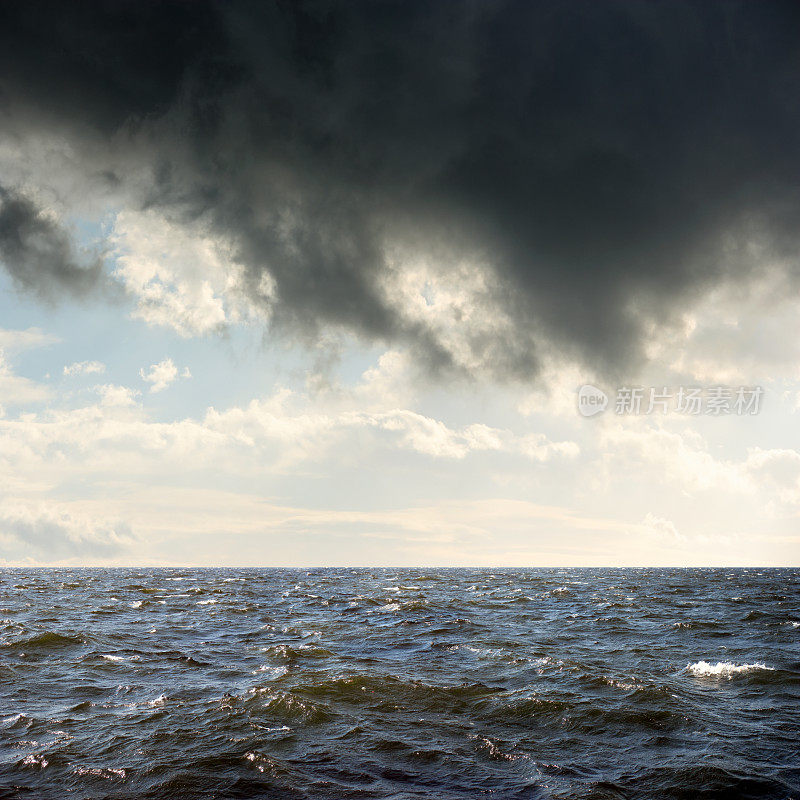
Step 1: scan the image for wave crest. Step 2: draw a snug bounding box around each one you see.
[687,661,773,678]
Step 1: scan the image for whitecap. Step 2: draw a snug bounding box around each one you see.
[687,660,774,678]
[252,665,289,679]
[2,713,29,728]
[122,695,168,710]
[72,766,126,779]
[101,654,140,663]
[147,694,168,707]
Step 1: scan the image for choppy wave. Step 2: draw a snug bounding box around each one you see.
[687,660,774,677]
[0,567,797,799]
[2,631,85,651]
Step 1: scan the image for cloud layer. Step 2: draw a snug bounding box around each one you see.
[0,502,134,564]
[1,1,799,381]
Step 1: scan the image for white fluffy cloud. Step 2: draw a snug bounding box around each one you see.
[744,447,800,514]
[0,327,59,353]
[0,324,797,565]
[0,349,52,406]
[63,360,105,377]
[645,268,800,385]
[0,370,577,495]
[598,422,747,494]
[0,349,588,565]
[642,512,684,542]
[139,358,190,393]
[95,383,140,407]
[0,329,58,407]
[378,252,531,378]
[110,209,272,337]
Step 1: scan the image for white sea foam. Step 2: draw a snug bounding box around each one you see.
[367,602,400,613]
[72,766,126,779]
[252,665,289,679]
[148,694,167,707]
[687,660,774,678]
[121,694,168,712]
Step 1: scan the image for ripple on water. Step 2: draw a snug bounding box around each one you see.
[0,567,796,799]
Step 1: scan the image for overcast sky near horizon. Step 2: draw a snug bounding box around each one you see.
[1,0,800,566]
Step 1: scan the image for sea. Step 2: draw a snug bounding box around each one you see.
[0,568,798,799]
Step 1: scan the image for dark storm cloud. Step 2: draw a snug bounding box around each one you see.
[0,187,102,299]
[1,0,799,379]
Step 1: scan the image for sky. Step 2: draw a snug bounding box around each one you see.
[1,0,799,566]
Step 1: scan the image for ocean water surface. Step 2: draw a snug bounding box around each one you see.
[0,568,798,799]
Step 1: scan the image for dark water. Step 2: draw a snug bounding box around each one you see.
[1,569,799,799]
